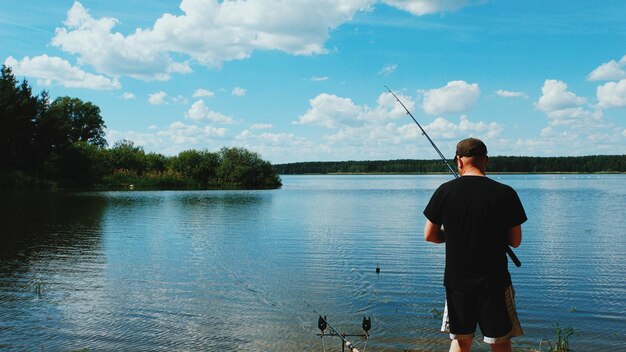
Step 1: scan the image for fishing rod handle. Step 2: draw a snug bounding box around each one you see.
[507,246,521,267]
[345,341,359,352]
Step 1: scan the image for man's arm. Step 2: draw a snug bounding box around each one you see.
[506,225,522,248]
[424,219,445,244]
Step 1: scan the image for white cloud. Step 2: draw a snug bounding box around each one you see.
[106,129,163,149]
[596,79,626,109]
[49,1,472,81]
[296,91,420,129]
[231,87,247,97]
[49,1,373,80]
[250,123,273,130]
[294,90,504,160]
[422,80,480,115]
[156,121,228,145]
[193,88,215,98]
[424,115,503,139]
[382,0,472,16]
[4,55,119,90]
[535,79,585,113]
[148,91,168,105]
[185,100,235,124]
[171,95,188,105]
[235,129,318,163]
[533,79,609,150]
[495,89,528,99]
[311,75,329,81]
[295,93,363,128]
[587,55,626,81]
[121,92,135,100]
[378,63,397,75]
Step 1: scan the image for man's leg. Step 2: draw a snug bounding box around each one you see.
[449,338,472,352]
[490,340,511,352]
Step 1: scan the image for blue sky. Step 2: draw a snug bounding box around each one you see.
[2,0,625,163]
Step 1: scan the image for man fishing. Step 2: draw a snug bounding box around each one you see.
[423,138,526,352]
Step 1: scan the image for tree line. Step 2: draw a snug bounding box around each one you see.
[274,155,626,174]
[0,65,281,191]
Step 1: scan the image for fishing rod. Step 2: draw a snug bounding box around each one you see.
[385,86,521,268]
[305,301,370,352]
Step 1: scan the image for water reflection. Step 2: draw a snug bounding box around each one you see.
[0,192,108,350]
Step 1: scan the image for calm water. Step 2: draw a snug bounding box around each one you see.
[1,175,625,351]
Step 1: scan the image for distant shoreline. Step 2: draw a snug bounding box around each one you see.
[274,155,626,175]
[280,171,625,175]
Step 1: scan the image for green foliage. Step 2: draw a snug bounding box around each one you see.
[47,96,107,147]
[275,155,626,174]
[108,140,148,174]
[544,323,574,352]
[56,141,108,188]
[217,147,282,189]
[0,65,109,190]
[98,146,281,190]
[101,169,195,190]
[0,65,44,174]
[169,149,220,188]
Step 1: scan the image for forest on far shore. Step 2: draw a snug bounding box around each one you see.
[0,65,281,191]
[274,155,626,175]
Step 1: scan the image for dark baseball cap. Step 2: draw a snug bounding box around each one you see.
[456,138,487,157]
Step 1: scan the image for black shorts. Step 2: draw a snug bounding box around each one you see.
[441,284,523,343]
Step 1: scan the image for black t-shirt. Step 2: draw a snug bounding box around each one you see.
[423,176,527,290]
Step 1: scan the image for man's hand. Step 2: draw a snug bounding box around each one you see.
[424,219,445,243]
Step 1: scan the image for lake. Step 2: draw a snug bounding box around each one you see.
[1,174,625,351]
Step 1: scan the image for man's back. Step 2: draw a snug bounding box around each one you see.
[424,176,526,290]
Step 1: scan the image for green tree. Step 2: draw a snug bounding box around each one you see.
[0,65,43,174]
[107,139,147,173]
[56,141,108,188]
[47,96,107,148]
[169,149,220,188]
[217,147,281,189]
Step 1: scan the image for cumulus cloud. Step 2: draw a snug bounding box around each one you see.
[148,91,168,105]
[495,89,528,99]
[185,100,235,124]
[422,80,480,115]
[48,1,474,81]
[382,0,472,16]
[106,129,163,149]
[311,75,329,81]
[121,92,135,100]
[296,91,420,129]
[231,87,247,97]
[535,80,585,112]
[235,129,318,163]
[424,115,503,139]
[378,63,397,75]
[250,123,273,130]
[156,121,228,144]
[596,79,626,109]
[49,1,373,80]
[295,93,363,128]
[294,90,503,160]
[535,79,602,127]
[193,88,215,98]
[587,55,626,81]
[4,55,120,90]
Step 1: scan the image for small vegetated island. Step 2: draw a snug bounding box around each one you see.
[0,65,281,191]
